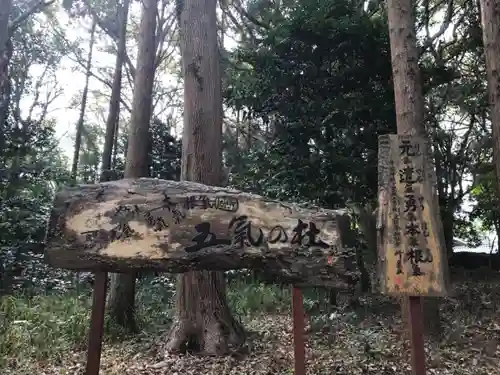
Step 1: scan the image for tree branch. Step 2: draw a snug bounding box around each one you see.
[9,0,55,33]
[420,0,454,55]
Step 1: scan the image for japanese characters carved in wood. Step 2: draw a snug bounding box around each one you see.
[44,178,359,288]
[377,134,450,296]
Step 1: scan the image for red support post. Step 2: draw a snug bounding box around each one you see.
[292,286,305,375]
[85,272,108,375]
[408,296,426,375]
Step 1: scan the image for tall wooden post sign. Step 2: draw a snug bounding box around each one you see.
[377,134,450,296]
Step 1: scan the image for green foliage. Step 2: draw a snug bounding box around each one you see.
[149,117,182,180]
[453,215,482,248]
[111,116,182,180]
[0,294,90,368]
[221,0,498,252]
[0,275,301,371]
[0,278,173,371]
[0,119,71,294]
[133,276,176,330]
[225,0,396,208]
[76,123,104,183]
[0,0,72,297]
[228,279,291,316]
[471,164,500,240]
[416,0,491,249]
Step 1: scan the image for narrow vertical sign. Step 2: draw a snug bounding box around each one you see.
[377,134,450,296]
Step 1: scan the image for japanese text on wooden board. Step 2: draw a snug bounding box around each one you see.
[378,134,449,296]
[80,192,338,256]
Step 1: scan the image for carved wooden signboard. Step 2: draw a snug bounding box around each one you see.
[44,178,359,288]
[377,134,450,296]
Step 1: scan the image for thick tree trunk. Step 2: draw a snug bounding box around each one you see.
[107,0,157,333]
[479,0,500,231]
[386,0,442,336]
[166,0,245,354]
[71,16,97,181]
[167,271,245,354]
[101,0,130,181]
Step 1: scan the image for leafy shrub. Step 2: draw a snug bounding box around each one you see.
[0,294,89,368]
[228,279,291,315]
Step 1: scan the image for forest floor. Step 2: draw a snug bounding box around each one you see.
[2,276,500,375]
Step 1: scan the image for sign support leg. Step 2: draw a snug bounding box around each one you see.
[408,296,426,375]
[85,272,108,375]
[292,286,305,375]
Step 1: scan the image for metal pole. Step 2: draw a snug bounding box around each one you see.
[292,286,305,375]
[408,296,426,375]
[85,272,108,375]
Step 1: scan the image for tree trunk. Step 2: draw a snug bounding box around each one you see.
[71,16,97,181]
[107,272,137,329]
[441,207,454,258]
[386,0,442,337]
[496,221,500,255]
[352,204,376,292]
[479,0,500,232]
[0,39,11,162]
[69,18,97,292]
[107,0,157,333]
[0,0,12,159]
[167,271,245,354]
[101,0,130,181]
[166,0,245,354]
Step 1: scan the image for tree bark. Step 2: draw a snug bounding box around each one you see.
[386,0,443,336]
[166,0,246,354]
[479,0,500,239]
[0,0,12,159]
[71,16,97,181]
[107,0,157,333]
[101,0,130,181]
[441,206,454,258]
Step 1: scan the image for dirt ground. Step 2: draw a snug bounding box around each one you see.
[15,280,500,375]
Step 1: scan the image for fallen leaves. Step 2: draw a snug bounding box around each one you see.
[4,280,500,375]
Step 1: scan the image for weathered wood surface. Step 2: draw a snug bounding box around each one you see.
[377,134,450,296]
[44,178,359,288]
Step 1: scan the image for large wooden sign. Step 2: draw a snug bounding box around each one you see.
[44,178,359,288]
[377,134,450,296]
